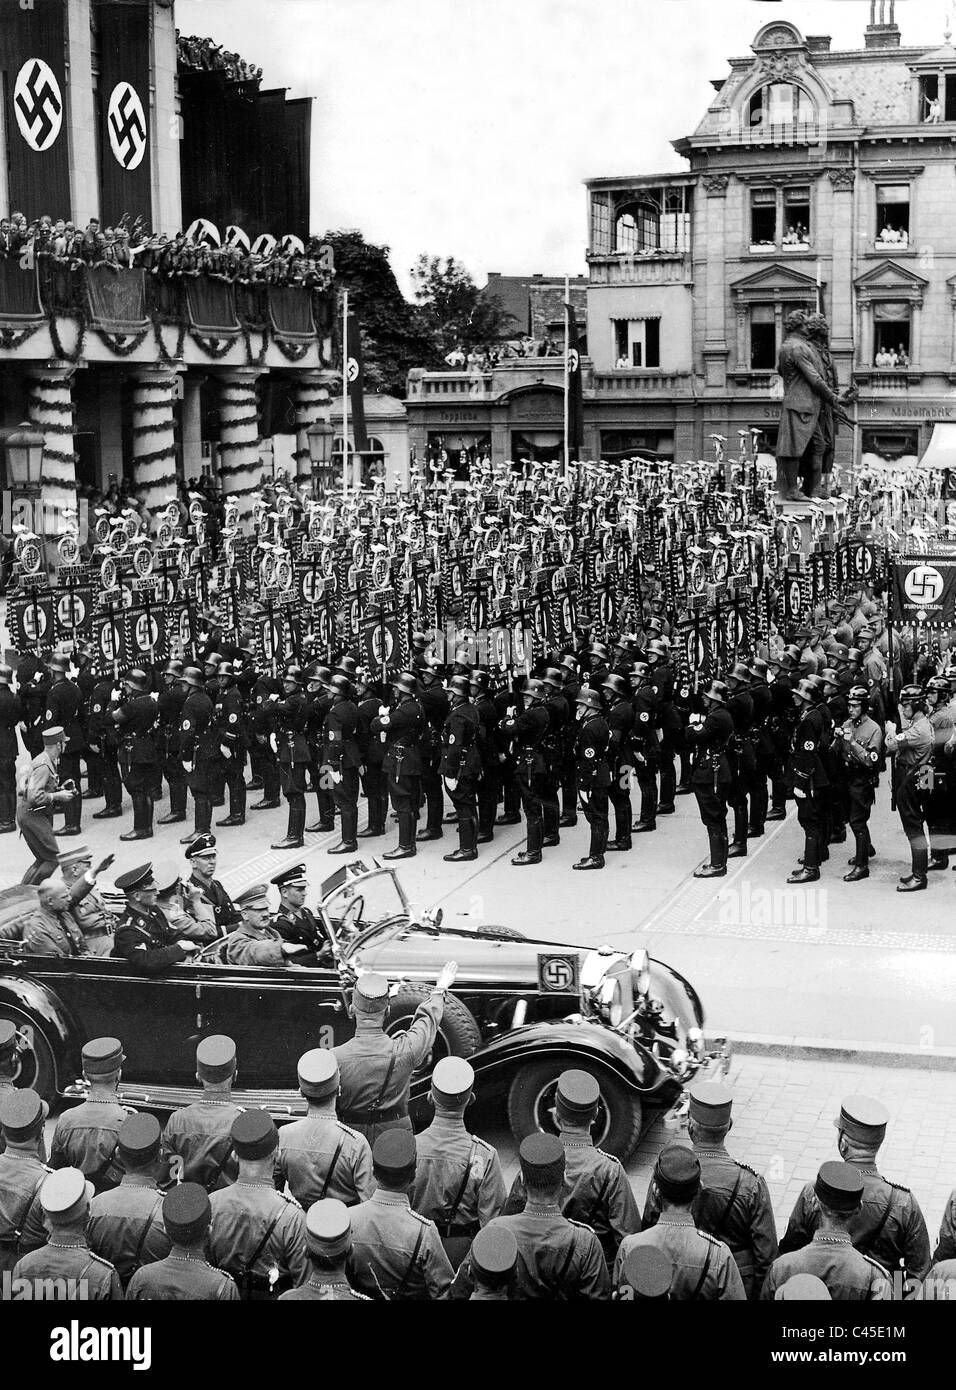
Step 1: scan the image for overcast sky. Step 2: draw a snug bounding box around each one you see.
[178,0,952,292]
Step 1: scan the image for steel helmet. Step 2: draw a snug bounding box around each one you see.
[575,688,602,714]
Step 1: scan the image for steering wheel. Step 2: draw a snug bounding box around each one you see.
[338,896,365,937]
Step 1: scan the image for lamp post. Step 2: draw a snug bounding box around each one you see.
[307,419,334,500]
[5,421,45,494]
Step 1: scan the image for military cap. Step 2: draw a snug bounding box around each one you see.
[118,1112,161,1166]
[575,688,602,713]
[82,1036,125,1074]
[815,1160,864,1213]
[819,667,840,687]
[470,1224,518,1286]
[372,1129,417,1182]
[829,643,850,664]
[857,627,876,642]
[181,666,205,688]
[152,860,182,895]
[162,1182,211,1246]
[163,658,184,677]
[305,663,331,685]
[727,661,751,685]
[196,1035,237,1083]
[184,833,217,859]
[0,664,13,685]
[646,617,664,635]
[750,659,769,681]
[420,654,443,673]
[702,679,728,706]
[297,1048,339,1100]
[0,1088,48,1140]
[329,674,353,699]
[647,638,670,660]
[411,631,428,649]
[40,1168,94,1223]
[352,971,389,1014]
[0,1021,19,1065]
[235,883,270,910]
[114,863,154,893]
[559,653,578,673]
[588,641,609,662]
[335,656,358,680]
[602,673,629,700]
[556,1068,600,1116]
[305,1198,351,1257]
[431,1056,474,1107]
[688,1080,733,1128]
[392,672,417,697]
[41,725,65,746]
[49,654,70,673]
[541,666,563,689]
[56,844,93,867]
[204,652,224,671]
[518,1133,565,1188]
[834,1095,889,1146]
[654,1144,701,1202]
[622,1244,672,1300]
[215,661,236,681]
[124,668,149,689]
[283,664,303,686]
[271,864,307,890]
[776,1273,832,1301]
[231,1109,278,1160]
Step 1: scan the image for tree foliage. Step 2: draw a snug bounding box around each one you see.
[411,254,517,357]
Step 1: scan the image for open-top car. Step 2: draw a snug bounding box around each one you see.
[0,861,729,1158]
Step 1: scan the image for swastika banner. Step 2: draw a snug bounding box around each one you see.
[1,0,71,216]
[891,556,956,627]
[95,0,152,227]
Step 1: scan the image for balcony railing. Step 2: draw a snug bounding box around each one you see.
[591,369,695,394]
[853,368,922,389]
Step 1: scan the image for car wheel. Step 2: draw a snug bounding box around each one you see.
[476,925,527,941]
[506,1058,642,1161]
[386,984,481,1070]
[0,1003,58,1106]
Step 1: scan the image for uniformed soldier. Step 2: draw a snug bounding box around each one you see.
[15,651,50,759]
[248,666,283,811]
[87,1113,170,1288]
[643,1081,777,1298]
[774,1271,831,1300]
[470,669,500,844]
[270,864,327,957]
[355,671,389,839]
[440,675,482,862]
[837,684,883,882]
[558,654,582,827]
[153,860,219,944]
[504,1069,640,1267]
[724,662,757,858]
[22,881,91,957]
[746,658,774,838]
[373,671,426,860]
[0,1022,20,1118]
[885,684,934,891]
[348,1130,454,1299]
[602,673,634,851]
[452,1133,609,1300]
[572,687,611,871]
[156,659,188,826]
[921,675,955,871]
[112,668,159,842]
[178,666,217,845]
[540,667,570,847]
[278,1198,371,1301]
[88,672,124,820]
[323,673,362,853]
[468,1223,518,1300]
[617,1244,673,1300]
[207,1111,309,1299]
[780,1095,931,1284]
[16,726,77,884]
[763,1163,891,1300]
[55,845,118,956]
[410,1058,506,1267]
[0,664,23,833]
[112,864,200,974]
[9,1167,123,1300]
[268,665,312,850]
[686,681,734,879]
[303,663,336,833]
[210,662,248,827]
[629,661,661,832]
[276,1049,374,1208]
[416,655,449,842]
[43,653,85,836]
[614,1145,745,1300]
[501,678,550,867]
[333,964,457,1146]
[185,834,240,936]
[786,676,831,884]
[225,883,310,967]
[126,1183,239,1301]
[932,1186,956,1265]
[0,1089,51,1273]
[162,1036,243,1191]
[49,1037,135,1193]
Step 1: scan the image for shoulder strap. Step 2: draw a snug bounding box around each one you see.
[553,1228,579,1297]
[445,1139,479,1228]
[688,1241,713,1300]
[243,1207,284,1280]
[859,1188,896,1258]
[583,1163,614,1228]
[394,1222,426,1299]
[317,1136,346,1201]
[89,1136,122,1188]
[204,1138,236,1192]
[371,1051,398,1114]
[6,1169,49,1244]
[706,1170,743,1244]
[133,1194,165,1267]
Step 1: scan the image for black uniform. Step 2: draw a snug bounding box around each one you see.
[114,693,159,836]
[306,688,335,831]
[726,686,756,852]
[112,902,192,975]
[88,678,123,815]
[575,711,611,861]
[249,674,282,806]
[0,683,23,830]
[687,705,734,870]
[357,692,388,836]
[157,681,188,819]
[473,689,501,840]
[272,689,312,844]
[419,681,450,836]
[789,704,831,870]
[631,684,661,828]
[180,686,217,836]
[440,699,482,856]
[504,703,549,857]
[605,695,634,845]
[542,690,570,842]
[747,680,774,836]
[374,695,425,853]
[324,696,361,845]
[213,682,248,822]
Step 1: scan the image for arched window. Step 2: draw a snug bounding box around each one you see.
[747,82,815,132]
[615,200,661,254]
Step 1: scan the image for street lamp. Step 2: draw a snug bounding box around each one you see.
[5,421,45,492]
[307,419,334,499]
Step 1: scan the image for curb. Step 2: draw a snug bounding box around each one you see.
[723,1030,956,1072]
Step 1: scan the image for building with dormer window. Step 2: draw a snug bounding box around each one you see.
[584,3,956,470]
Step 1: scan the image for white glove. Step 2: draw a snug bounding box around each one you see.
[282,942,309,956]
[182,760,194,774]
[221,746,233,760]
[435,960,458,992]
[149,691,159,702]
[793,788,806,800]
[179,940,200,955]
[110,688,122,702]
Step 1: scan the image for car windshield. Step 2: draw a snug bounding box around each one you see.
[322,870,409,947]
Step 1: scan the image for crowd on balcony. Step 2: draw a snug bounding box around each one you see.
[176,33,263,83]
[442,335,563,371]
[874,344,910,368]
[0,212,329,290]
[877,224,909,246]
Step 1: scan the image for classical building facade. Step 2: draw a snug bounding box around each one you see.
[583,2,956,470]
[0,0,334,517]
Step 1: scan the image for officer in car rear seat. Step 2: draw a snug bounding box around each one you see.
[112,863,200,974]
[224,884,310,967]
[333,964,458,1146]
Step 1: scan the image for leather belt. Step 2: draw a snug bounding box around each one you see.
[339,1103,408,1125]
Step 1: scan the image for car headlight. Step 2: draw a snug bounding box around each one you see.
[629,948,651,997]
[579,949,633,1025]
[598,975,625,1026]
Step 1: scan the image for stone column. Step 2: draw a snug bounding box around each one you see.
[827,170,855,362]
[217,370,262,523]
[131,368,179,515]
[26,366,79,517]
[291,371,332,488]
[181,373,205,479]
[702,174,730,389]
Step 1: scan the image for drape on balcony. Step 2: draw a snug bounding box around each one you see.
[185,277,239,334]
[0,260,43,320]
[85,265,148,331]
[268,285,314,339]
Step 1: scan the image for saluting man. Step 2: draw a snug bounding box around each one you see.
[333,965,457,1145]
[16,727,77,885]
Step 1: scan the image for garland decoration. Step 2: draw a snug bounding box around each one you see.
[94,326,150,356]
[0,322,42,351]
[153,319,187,364]
[131,444,178,467]
[190,332,238,360]
[46,313,87,364]
[272,335,311,362]
[243,323,269,367]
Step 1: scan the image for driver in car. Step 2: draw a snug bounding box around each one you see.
[270,864,331,963]
[224,883,311,966]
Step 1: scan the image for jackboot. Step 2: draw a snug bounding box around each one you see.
[272,801,306,850]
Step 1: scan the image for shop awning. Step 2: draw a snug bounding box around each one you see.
[919,422,956,470]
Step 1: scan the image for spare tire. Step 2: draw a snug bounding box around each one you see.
[476,925,527,941]
[386,984,481,1072]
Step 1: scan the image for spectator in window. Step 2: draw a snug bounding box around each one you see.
[616,355,630,369]
[896,344,909,367]
[925,95,942,123]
